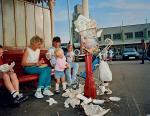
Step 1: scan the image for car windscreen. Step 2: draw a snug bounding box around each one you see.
[124,48,136,52]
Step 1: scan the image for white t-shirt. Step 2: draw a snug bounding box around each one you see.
[26,47,40,63]
[66,51,75,63]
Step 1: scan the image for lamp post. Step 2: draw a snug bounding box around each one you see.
[67,0,72,44]
[49,0,55,39]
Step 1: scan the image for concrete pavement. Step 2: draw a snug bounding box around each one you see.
[0,61,150,116]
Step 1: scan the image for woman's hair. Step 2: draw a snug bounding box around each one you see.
[30,35,43,45]
[54,48,63,57]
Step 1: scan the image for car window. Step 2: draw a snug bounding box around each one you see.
[124,48,136,52]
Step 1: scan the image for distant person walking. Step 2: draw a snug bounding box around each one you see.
[141,39,150,64]
[108,48,113,64]
[147,41,150,57]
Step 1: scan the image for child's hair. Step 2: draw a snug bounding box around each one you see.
[67,44,72,48]
[54,48,63,58]
[0,45,3,48]
[30,35,43,45]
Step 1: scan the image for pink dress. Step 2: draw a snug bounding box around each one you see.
[55,56,67,71]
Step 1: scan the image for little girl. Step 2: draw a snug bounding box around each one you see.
[54,48,68,94]
[65,44,79,85]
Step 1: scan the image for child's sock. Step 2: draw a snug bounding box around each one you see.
[62,82,66,90]
[36,87,42,92]
[55,83,59,91]
[11,91,19,98]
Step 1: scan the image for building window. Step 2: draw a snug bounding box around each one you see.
[148,31,150,37]
[135,31,144,38]
[104,34,111,40]
[113,33,121,40]
[125,32,133,39]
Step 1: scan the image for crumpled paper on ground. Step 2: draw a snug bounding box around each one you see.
[62,84,84,98]
[64,98,80,108]
[82,104,110,116]
[109,97,121,102]
[92,99,105,105]
[76,94,92,104]
[46,98,58,106]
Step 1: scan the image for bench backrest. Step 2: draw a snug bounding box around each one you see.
[3,49,48,75]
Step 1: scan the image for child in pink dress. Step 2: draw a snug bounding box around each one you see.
[54,48,69,94]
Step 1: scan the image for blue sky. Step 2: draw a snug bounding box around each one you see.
[54,0,150,43]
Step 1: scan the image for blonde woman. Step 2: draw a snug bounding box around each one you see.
[21,35,53,98]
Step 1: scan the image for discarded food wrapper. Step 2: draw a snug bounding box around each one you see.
[83,104,110,116]
[62,86,84,98]
[93,99,105,104]
[64,98,80,108]
[109,97,121,102]
[62,89,71,97]
[46,98,58,106]
[76,94,92,104]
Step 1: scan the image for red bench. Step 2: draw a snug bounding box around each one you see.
[0,49,49,87]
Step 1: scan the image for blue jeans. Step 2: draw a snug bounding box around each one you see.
[65,62,79,83]
[24,66,51,89]
[80,57,100,79]
[142,50,150,64]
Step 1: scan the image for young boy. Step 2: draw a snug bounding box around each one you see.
[0,45,28,104]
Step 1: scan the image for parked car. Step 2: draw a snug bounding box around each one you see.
[122,48,140,60]
[73,43,85,62]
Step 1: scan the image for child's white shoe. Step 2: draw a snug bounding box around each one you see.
[35,90,44,98]
[43,89,54,96]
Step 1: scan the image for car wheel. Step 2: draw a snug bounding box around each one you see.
[74,49,80,56]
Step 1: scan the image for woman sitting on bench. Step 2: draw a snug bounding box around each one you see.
[21,35,53,99]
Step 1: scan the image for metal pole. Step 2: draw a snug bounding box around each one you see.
[145,18,148,40]
[67,0,72,44]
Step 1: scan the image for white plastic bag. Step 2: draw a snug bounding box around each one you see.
[99,60,112,82]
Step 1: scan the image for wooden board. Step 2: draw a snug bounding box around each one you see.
[43,8,51,48]
[35,6,44,40]
[15,0,26,47]
[25,3,35,46]
[2,0,15,47]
